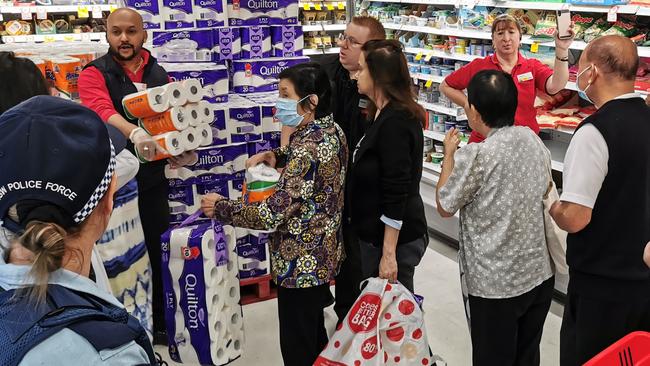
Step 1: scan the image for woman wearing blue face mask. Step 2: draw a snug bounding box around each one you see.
[201,62,348,366]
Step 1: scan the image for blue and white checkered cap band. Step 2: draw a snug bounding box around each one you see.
[72,143,117,223]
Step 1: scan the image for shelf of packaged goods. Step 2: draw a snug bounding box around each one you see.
[405,47,482,62]
[323,24,346,31]
[394,25,650,57]
[369,0,644,14]
[423,129,468,147]
[419,101,468,119]
[0,4,114,14]
[302,23,346,32]
[302,24,323,32]
[299,1,347,10]
[412,72,445,83]
[303,47,340,55]
[1,32,105,43]
[423,161,442,174]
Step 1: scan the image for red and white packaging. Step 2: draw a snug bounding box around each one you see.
[314,278,445,366]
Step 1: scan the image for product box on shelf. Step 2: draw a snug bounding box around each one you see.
[153,30,214,63]
[231,56,309,94]
[212,27,242,61]
[227,104,263,143]
[240,26,273,59]
[227,0,299,26]
[125,0,162,29]
[192,0,228,28]
[161,0,195,30]
[270,25,303,57]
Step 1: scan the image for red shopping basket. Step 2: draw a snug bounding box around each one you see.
[584,332,650,366]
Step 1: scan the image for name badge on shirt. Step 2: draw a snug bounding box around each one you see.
[517,72,533,83]
[358,98,368,109]
[133,82,147,92]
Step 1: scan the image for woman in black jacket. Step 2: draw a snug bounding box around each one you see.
[351,39,428,292]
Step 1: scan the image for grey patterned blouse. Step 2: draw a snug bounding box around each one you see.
[438,126,554,298]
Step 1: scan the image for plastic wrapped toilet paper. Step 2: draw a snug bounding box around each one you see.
[168,184,201,223]
[196,123,214,146]
[153,30,213,63]
[193,0,227,28]
[228,105,262,143]
[232,57,309,94]
[240,26,272,59]
[235,228,270,279]
[260,103,279,132]
[123,87,169,119]
[163,63,229,104]
[247,140,272,156]
[227,0,299,26]
[212,27,242,62]
[161,217,243,365]
[271,25,303,57]
[182,78,205,103]
[140,105,191,135]
[229,179,244,200]
[210,106,229,146]
[262,131,281,149]
[163,81,190,107]
[161,0,195,29]
[165,143,248,184]
[243,163,280,203]
[125,0,161,29]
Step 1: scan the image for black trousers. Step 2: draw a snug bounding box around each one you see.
[334,224,362,324]
[468,277,554,366]
[278,284,333,366]
[137,181,170,335]
[560,285,650,366]
[359,234,428,293]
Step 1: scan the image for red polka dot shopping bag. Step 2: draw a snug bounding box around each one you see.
[314,278,445,366]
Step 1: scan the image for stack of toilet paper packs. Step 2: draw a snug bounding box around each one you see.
[162,217,244,365]
[122,79,214,162]
[124,0,298,31]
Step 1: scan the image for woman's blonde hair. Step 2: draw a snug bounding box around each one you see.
[491,14,522,38]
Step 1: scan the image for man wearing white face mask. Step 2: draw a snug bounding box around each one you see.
[550,35,650,365]
[202,62,348,366]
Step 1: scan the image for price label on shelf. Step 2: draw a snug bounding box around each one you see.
[424,53,433,62]
[36,8,47,20]
[337,2,345,9]
[81,33,91,41]
[325,3,334,10]
[530,42,539,53]
[314,3,322,10]
[607,6,618,22]
[44,35,55,42]
[92,6,103,18]
[21,7,31,20]
[25,35,34,42]
[64,34,75,41]
[425,80,434,88]
[303,3,311,10]
[109,4,117,13]
[78,6,89,18]
[415,52,423,61]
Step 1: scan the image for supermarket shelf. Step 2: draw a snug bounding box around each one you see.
[301,23,346,32]
[413,72,445,83]
[1,32,105,43]
[405,47,482,62]
[423,161,442,174]
[423,129,468,147]
[370,0,646,14]
[0,4,113,14]
[304,47,340,55]
[420,101,467,119]
[394,24,650,57]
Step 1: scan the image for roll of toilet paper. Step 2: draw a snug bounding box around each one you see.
[181,126,202,151]
[122,87,169,119]
[271,25,304,57]
[163,63,229,104]
[197,100,215,124]
[168,184,201,223]
[163,81,189,107]
[185,103,203,127]
[183,78,205,103]
[153,130,185,156]
[196,123,214,146]
[139,105,190,135]
[241,26,272,59]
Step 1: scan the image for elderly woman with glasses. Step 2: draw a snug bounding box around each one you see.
[441,14,575,143]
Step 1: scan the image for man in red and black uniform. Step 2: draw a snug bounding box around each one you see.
[79,8,194,344]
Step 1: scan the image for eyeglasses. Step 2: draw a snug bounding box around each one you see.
[338,33,363,48]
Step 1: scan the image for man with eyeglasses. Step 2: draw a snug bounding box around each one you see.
[320,15,386,325]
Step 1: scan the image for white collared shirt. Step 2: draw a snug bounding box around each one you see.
[561,93,642,208]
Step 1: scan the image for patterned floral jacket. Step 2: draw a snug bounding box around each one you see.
[213,114,348,288]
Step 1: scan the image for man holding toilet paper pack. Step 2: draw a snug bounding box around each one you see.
[78,8,196,344]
